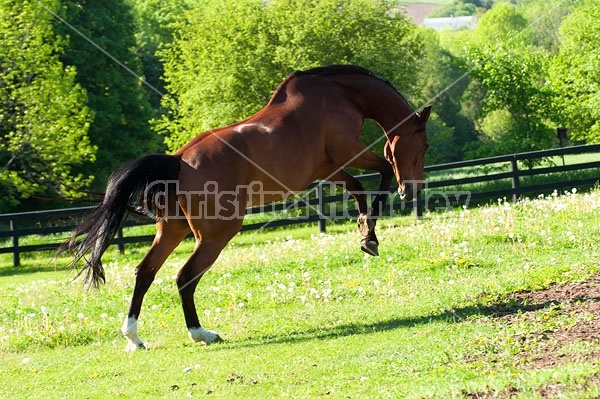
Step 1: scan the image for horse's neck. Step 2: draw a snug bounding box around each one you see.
[334,76,413,132]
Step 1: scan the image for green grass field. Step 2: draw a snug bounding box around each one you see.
[426,153,599,182]
[1,188,599,398]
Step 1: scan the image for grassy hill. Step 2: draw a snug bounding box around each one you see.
[0,188,599,397]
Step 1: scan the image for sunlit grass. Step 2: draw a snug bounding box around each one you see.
[0,189,599,398]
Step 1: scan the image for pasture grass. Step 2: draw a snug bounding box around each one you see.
[0,189,599,398]
[425,152,599,184]
[1,152,596,249]
[422,153,600,209]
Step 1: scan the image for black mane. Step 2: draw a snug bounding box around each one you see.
[292,64,410,107]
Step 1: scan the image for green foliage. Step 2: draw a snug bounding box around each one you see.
[428,0,477,18]
[550,0,600,143]
[0,0,95,211]
[466,45,555,154]
[417,29,477,163]
[421,115,456,164]
[126,0,189,110]
[471,2,528,44]
[521,0,573,53]
[427,0,495,18]
[158,0,422,153]
[463,3,556,161]
[55,0,162,188]
[2,0,599,215]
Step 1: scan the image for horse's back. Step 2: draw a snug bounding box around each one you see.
[175,71,366,197]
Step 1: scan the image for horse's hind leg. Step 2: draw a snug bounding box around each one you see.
[176,220,242,344]
[122,218,190,351]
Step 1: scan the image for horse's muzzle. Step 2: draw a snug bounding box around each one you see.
[398,184,420,202]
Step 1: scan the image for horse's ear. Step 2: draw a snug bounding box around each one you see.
[418,105,432,125]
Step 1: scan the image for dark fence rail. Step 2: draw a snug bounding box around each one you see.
[1,144,599,266]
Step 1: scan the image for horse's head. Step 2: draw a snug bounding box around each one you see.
[384,105,431,201]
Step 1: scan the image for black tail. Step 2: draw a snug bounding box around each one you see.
[56,154,181,287]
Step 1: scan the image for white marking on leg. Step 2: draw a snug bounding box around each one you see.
[188,327,221,344]
[122,316,145,351]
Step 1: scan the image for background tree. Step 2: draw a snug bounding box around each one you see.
[522,0,573,53]
[462,3,556,161]
[416,28,477,163]
[55,0,161,188]
[427,0,495,18]
[428,1,477,18]
[158,0,423,156]
[0,0,95,212]
[126,0,189,111]
[3,0,597,216]
[550,0,600,143]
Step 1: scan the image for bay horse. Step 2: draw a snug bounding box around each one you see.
[58,65,431,351]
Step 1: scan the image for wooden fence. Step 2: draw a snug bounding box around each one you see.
[1,144,599,266]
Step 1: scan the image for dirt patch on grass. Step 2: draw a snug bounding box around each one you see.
[502,274,600,368]
[537,374,600,398]
[460,386,518,399]
[495,274,600,370]
[460,374,600,398]
[511,274,600,306]
[528,311,600,369]
[459,275,600,398]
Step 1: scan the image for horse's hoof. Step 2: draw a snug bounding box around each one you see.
[210,334,224,344]
[357,214,375,237]
[125,341,146,352]
[360,239,379,256]
[189,327,223,344]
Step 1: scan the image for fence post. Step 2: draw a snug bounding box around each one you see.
[117,228,125,254]
[413,194,423,220]
[317,181,327,233]
[10,218,20,267]
[510,155,520,203]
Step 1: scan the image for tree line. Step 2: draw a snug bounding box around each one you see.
[1,0,598,213]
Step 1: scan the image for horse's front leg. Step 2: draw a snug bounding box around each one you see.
[324,170,380,255]
[345,152,394,256]
[360,168,393,254]
[357,213,378,256]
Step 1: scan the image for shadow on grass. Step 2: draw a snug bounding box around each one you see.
[218,295,600,350]
[0,261,71,278]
